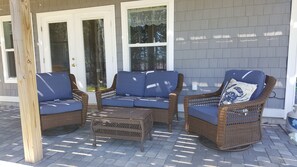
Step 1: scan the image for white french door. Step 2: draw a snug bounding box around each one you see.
[37,6,117,104]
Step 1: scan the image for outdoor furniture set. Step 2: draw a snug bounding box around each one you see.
[36,69,276,151]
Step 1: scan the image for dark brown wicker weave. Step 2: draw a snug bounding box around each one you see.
[184,75,276,150]
[96,73,184,132]
[40,74,89,131]
[91,107,153,152]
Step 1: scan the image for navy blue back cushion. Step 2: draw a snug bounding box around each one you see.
[36,72,73,102]
[116,71,146,96]
[223,70,266,100]
[144,71,179,98]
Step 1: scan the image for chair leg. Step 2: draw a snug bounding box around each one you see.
[184,123,189,132]
[168,124,172,132]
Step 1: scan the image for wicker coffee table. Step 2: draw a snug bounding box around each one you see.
[91,107,153,152]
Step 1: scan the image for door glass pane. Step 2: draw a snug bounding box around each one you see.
[130,46,166,71]
[49,22,70,73]
[3,21,13,49]
[7,51,16,77]
[83,19,106,92]
[128,6,167,44]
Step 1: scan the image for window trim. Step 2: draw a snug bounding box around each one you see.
[0,15,17,83]
[121,0,174,71]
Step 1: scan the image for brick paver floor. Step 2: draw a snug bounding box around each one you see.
[0,105,297,167]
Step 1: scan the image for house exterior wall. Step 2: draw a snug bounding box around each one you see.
[0,0,291,110]
[174,0,290,109]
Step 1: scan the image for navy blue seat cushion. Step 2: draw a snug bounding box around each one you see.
[36,72,73,102]
[223,70,266,100]
[39,99,82,115]
[144,71,179,98]
[102,95,139,107]
[116,71,146,97]
[134,97,169,109]
[188,106,218,125]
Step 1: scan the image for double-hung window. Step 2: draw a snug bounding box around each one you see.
[0,16,16,83]
[121,0,174,71]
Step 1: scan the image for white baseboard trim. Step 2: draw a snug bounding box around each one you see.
[178,104,286,118]
[178,104,184,112]
[0,96,19,102]
[262,108,286,119]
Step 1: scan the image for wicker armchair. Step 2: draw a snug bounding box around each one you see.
[37,72,89,131]
[184,70,276,150]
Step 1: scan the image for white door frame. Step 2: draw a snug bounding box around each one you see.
[37,6,117,104]
[37,13,75,73]
[284,0,297,118]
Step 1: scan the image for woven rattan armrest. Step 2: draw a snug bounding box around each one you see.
[95,74,117,110]
[166,73,184,128]
[95,88,116,110]
[219,98,265,112]
[100,87,116,93]
[167,92,178,123]
[73,89,89,125]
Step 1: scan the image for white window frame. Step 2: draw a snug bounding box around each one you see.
[121,0,174,71]
[0,15,17,83]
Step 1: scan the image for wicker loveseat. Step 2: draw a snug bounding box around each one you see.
[36,72,88,131]
[96,71,183,131]
[184,70,276,150]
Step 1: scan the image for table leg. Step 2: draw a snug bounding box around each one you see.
[91,118,96,147]
[140,141,144,152]
[149,131,153,141]
[93,135,96,146]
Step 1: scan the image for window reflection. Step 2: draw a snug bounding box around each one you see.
[83,19,107,91]
[49,22,70,73]
[131,46,166,71]
[128,6,167,71]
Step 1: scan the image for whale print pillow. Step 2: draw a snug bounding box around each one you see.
[219,78,257,105]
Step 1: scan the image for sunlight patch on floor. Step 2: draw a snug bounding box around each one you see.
[171,159,192,165]
[47,148,65,153]
[0,160,32,167]
[55,164,76,167]
[174,144,197,150]
[54,144,71,148]
[71,152,92,157]
[62,140,78,144]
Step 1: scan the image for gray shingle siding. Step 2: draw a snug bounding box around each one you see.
[175,0,290,109]
[0,0,291,109]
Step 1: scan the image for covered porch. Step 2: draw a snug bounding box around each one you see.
[1,0,297,166]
